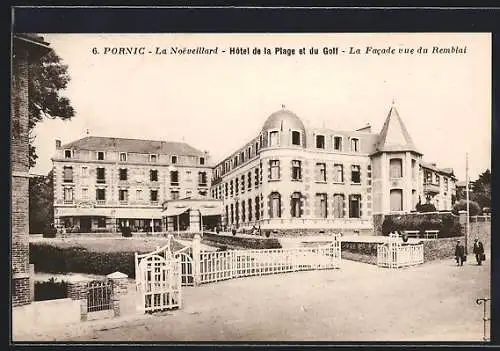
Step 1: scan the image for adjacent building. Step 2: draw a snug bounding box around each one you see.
[51,136,212,232]
[210,103,457,233]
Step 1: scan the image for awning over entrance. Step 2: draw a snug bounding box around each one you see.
[163,206,189,217]
[198,205,223,217]
[56,207,112,217]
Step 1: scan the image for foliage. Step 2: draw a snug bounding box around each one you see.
[28,48,75,168]
[121,227,133,237]
[451,199,482,216]
[415,203,437,213]
[34,278,68,301]
[470,169,491,210]
[30,244,137,278]
[29,170,54,233]
[202,233,281,250]
[382,213,461,238]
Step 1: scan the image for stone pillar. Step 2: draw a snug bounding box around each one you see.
[107,271,129,317]
[189,209,200,233]
[68,281,89,321]
[29,264,35,302]
[404,152,413,212]
[192,234,201,286]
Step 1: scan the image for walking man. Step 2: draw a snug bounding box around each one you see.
[473,238,485,266]
[454,240,466,266]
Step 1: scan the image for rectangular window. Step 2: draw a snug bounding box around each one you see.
[317,193,328,218]
[411,159,417,180]
[333,136,343,151]
[63,187,73,203]
[351,138,359,152]
[63,166,73,183]
[351,165,361,184]
[225,183,228,197]
[96,188,106,201]
[248,172,252,189]
[255,196,260,220]
[97,151,105,160]
[230,180,234,197]
[119,168,128,181]
[200,157,205,165]
[248,147,252,159]
[150,154,157,163]
[170,171,179,185]
[119,152,127,162]
[390,158,403,178]
[316,135,325,149]
[119,189,128,202]
[248,199,253,221]
[150,169,158,182]
[171,191,179,200]
[255,168,259,186]
[171,155,177,164]
[241,201,246,222]
[241,175,245,193]
[150,190,158,202]
[198,172,207,186]
[292,160,302,180]
[64,149,72,158]
[270,160,280,180]
[136,189,142,200]
[292,131,301,146]
[315,163,326,182]
[81,166,88,177]
[240,151,245,163]
[349,194,361,218]
[425,171,432,184]
[435,174,440,185]
[235,178,239,196]
[81,188,88,200]
[333,194,345,218]
[269,131,279,146]
[334,164,344,183]
[96,167,105,183]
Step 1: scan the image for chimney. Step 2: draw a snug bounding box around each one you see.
[55,139,61,149]
[431,163,437,167]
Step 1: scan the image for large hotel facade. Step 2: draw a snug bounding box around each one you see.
[52,103,456,234]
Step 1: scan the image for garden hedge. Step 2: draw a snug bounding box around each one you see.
[34,278,68,301]
[381,212,461,237]
[202,233,282,250]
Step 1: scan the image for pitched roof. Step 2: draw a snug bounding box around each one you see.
[421,162,455,177]
[372,105,421,155]
[62,136,205,157]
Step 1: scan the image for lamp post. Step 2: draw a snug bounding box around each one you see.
[465,153,470,255]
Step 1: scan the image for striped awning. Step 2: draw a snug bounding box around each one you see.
[113,208,162,219]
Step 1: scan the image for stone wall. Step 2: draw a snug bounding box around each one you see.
[264,228,373,237]
[422,236,465,262]
[202,232,282,250]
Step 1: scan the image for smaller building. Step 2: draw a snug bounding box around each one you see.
[162,195,223,233]
[420,162,457,210]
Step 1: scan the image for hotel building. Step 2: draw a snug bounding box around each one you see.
[210,104,457,233]
[51,137,212,232]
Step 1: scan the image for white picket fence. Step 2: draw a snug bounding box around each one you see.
[377,234,424,268]
[199,242,341,284]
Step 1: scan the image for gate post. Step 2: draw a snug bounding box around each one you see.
[192,234,201,286]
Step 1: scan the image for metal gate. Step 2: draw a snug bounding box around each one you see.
[135,243,182,313]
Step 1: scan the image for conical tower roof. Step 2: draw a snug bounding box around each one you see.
[372,103,421,155]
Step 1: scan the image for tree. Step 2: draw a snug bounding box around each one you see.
[470,169,491,210]
[451,199,481,216]
[29,170,54,233]
[29,48,74,168]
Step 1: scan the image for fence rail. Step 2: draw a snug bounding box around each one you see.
[199,241,341,284]
[377,234,424,268]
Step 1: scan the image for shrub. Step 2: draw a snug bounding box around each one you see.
[30,244,137,278]
[35,278,68,301]
[121,227,132,237]
[452,200,482,216]
[416,203,437,213]
[381,212,461,238]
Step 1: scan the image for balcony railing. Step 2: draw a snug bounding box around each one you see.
[63,200,74,204]
[96,200,106,205]
[150,201,159,206]
[63,178,74,183]
[423,183,440,194]
[96,179,106,184]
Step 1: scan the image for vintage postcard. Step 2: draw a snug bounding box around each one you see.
[11,32,491,342]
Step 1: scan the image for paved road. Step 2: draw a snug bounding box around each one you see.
[61,253,490,342]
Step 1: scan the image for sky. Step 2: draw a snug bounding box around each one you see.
[31,33,491,182]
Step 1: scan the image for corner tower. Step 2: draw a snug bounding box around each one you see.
[371,103,423,214]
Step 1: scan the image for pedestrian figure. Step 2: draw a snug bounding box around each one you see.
[473,238,485,266]
[454,240,466,266]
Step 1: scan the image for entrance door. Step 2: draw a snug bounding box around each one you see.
[80,217,91,232]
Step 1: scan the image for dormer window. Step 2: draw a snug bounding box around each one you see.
[171,155,177,164]
[150,154,157,163]
[351,138,359,152]
[199,157,205,165]
[119,152,127,162]
[333,136,343,151]
[97,151,105,160]
[64,149,72,159]
[291,131,301,146]
[269,131,279,146]
[316,135,325,149]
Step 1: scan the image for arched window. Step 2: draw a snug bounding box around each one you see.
[390,189,403,212]
[390,158,403,178]
[290,192,303,218]
[269,192,281,218]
